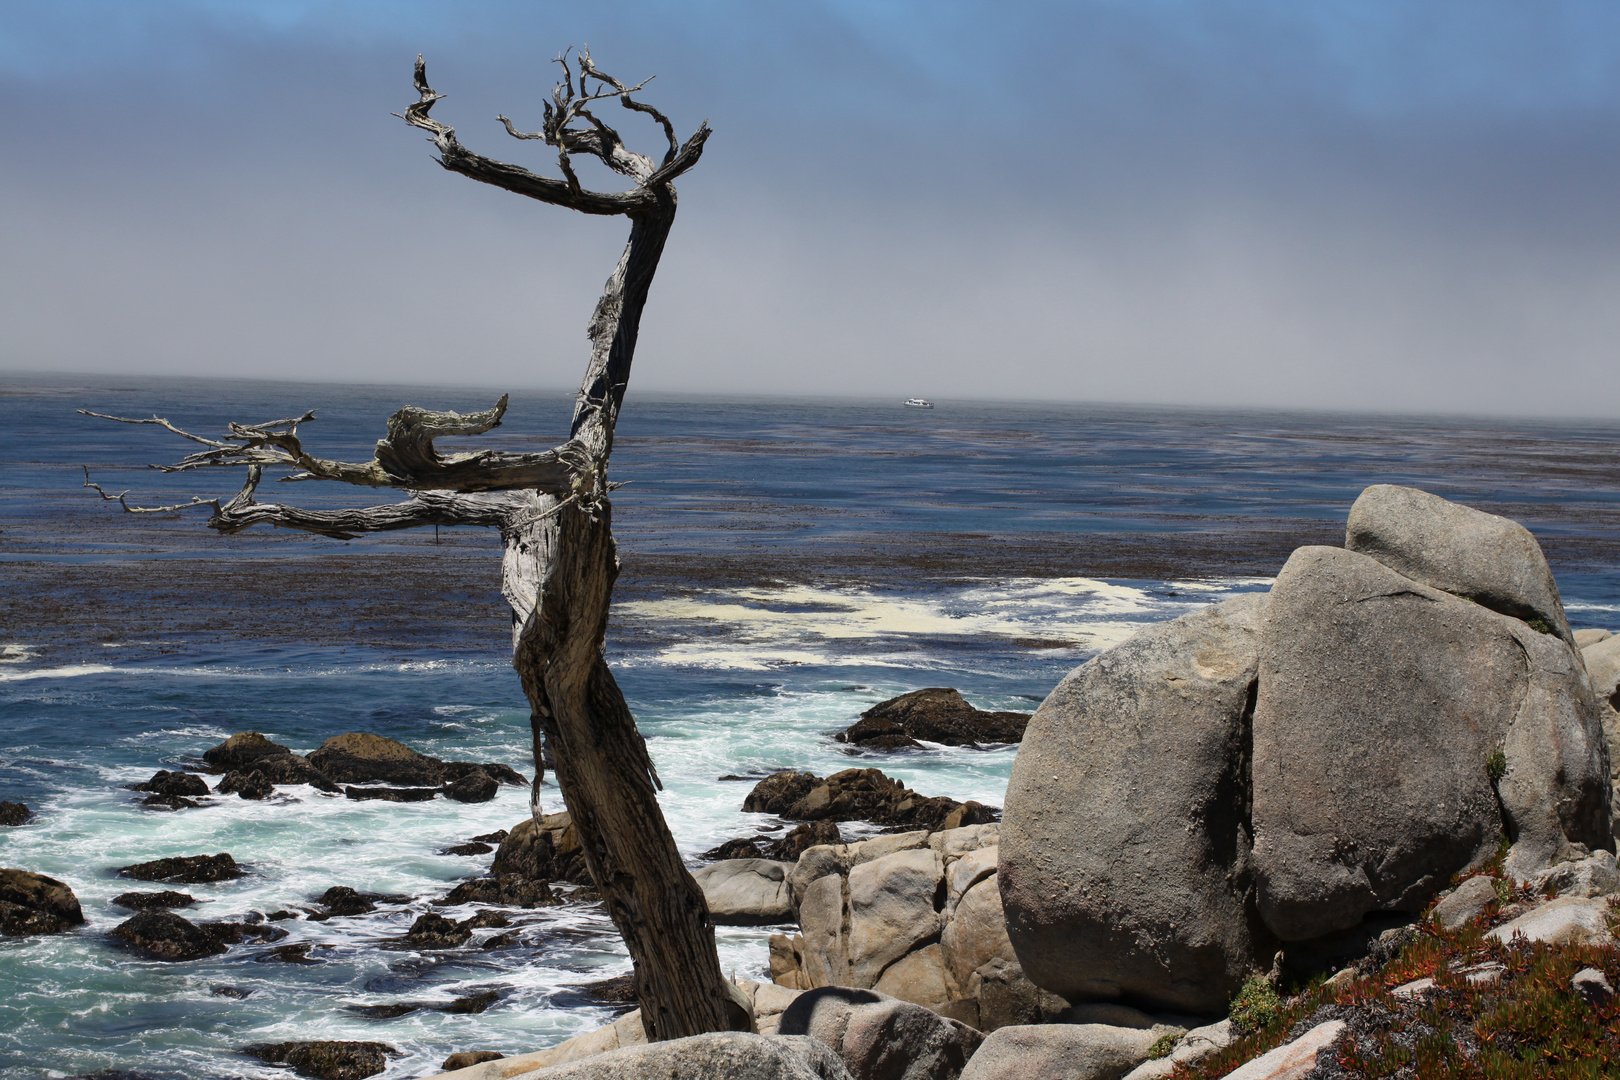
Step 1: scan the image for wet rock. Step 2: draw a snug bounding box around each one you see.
[446,988,501,1014]
[349,1002,420,1019]
[111,890,196,911]
[583,974,640,1006]
[839,688,1031,750]
[492,813,594,885]
[343,785,438,802]
[249,753,341,792]
[130,770,210,797]
[310,733,447,786]
[742,768,995,831]
[772,821,844,862]
[440,876,558,908]
[268,910,299,920]
[263,943,320,963]
[443,761,527,787]
[443,842,495,856]
[464,909,510,929]
[139,794,202,811]
[242,1040,396,1080]
[404,912,474,949]
[110,910,228,961]
[212,985,254,998]
[470,829,509,843]
[204,731,294,772]
[317,886,410,917]
[444,770,500,804]
[0,868,85,935]
[442,1051,505,1070]
[119,853,244,884]
[216,770,275,800]
[200,920,287,946]
[703,837,769,861]
[0,802,32,826]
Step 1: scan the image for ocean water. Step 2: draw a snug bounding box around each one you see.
[3,375,1620,1078]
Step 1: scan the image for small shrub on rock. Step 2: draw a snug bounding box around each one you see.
[1228,974,1284,1037]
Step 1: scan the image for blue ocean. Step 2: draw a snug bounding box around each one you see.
[3,374,1620,1078]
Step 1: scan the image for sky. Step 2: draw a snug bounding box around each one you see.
[3,1,1620,415]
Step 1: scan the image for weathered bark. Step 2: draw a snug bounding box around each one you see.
[83,47,743,1043]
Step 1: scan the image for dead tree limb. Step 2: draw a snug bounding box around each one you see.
[86,47,744,1042]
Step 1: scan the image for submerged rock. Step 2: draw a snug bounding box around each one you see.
[139,794,202,811]
[110,910,228,961]
[343,785,438,802]
[0,868,86,936]
[838,688,1030,750]
[242,1040,396,1080]
[111,890,196,911]
[119,853,244,884]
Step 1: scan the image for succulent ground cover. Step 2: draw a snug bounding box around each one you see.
[1179,863,1620,1079]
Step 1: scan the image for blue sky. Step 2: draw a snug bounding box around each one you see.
[4,1,1620,414]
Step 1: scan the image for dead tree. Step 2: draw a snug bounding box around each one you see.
[81,49,751,1040]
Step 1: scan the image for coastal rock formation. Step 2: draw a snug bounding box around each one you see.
[131,770,210,798]
[308,732,524,790]
[484,1032,853,1080]
[0,868,86,936]
[243,1040,396,1080]
[999,594,1270,1013]
[1580,632,1620,840]
[704,822,844,863]
[769,825,1051,1032]
[440,876,558,908]
[343,785,439,802]
[316,886,410,917]
[743,768,997,831]
[998,486,1613,1015]
[110,910,228,961]
[836,689,1030,751]
[956,1023,1160,1080]
[111,890,196,911]
[1345,484,1573,642]
[777,987,982,1080]
[693,859,795,925]
[118,853,244,884]
[492,813,594,886]
[444,771,500,803]
[0,802,32,826]
[217,769,275,800]
[443,1051,506,1071]
[204,731,299,772]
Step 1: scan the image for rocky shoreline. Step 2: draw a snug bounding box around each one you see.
[5,484,1620,1079]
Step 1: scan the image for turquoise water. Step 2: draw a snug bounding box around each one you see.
[2,376,1619,1077]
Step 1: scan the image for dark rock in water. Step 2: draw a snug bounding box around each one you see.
[838,688,1030,750]
[701,836,768,861]
[310,733,447,787]
[443,770,499,804]
[249,754,341,792]
[582,973,639,1005]
[443,761,527,787]
[140,794,202,811]
[111,890,196,911]
[202,920,287,946]
[463,909,510,930]
[204,731,295,773]
[213,984,254,998]
[349,1002,421,1018]
[243,1040,395,1080]
[440,876,557,908]
[68,1071,163,1080]
[0,802,32,826]
[119,853,243,884]
[131,770,211,797]
[480,931,520,950]
[261,942,320,964]
[343,785,438,803]
[445,988,501,1014]
[0,868,86,936]
[741,768,998,830]
[111,910,229,961]
[402,912,472,949]
[267,910,299,921]
[702,821,845,863]
[442,842,494,856]
[316,886,409,917]
[770,821,843,861]
[216,770,275,800]
[442,1051,504,1071]
[469,830,508,844]
[491,814,593,886]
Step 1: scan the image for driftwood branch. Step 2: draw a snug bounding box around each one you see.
[79,396,575,493]
[205,466,528,540]
[82,467,220,515]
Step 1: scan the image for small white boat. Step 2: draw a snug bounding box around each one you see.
[902,398,934,409]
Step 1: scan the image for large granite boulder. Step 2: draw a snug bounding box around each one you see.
[957,1024,1159,1080]
[778,988,981,1080]
[1252,546,1609,938]
[999,594,1272,1013]
[0,868,85,936]
[837,690,1030,750]
[1345,484,1573,642]
[694,859,796,925]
